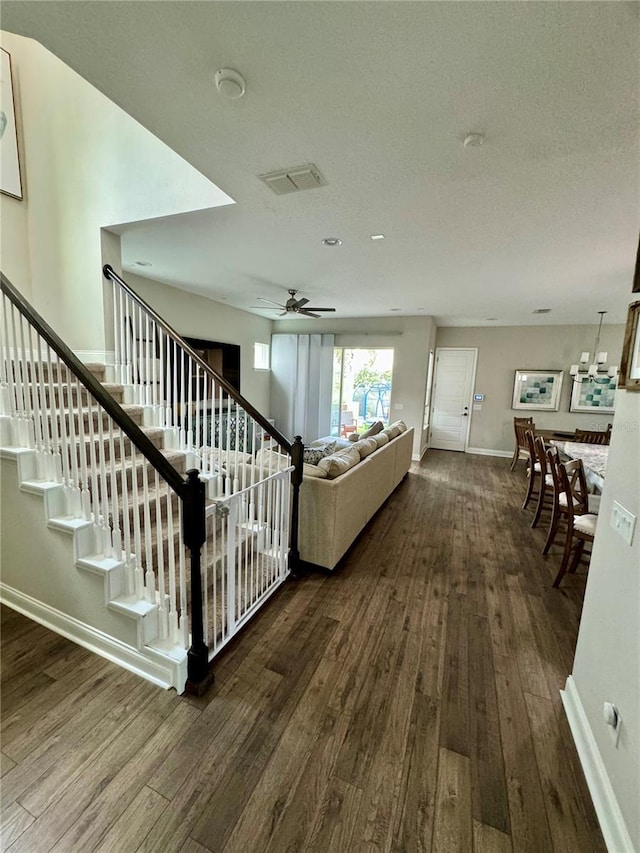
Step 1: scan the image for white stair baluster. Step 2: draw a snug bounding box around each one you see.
[141,446,155,601]
[74,376,91,520]
[108,420,122,560]
[65,365,82,516]
[44,345,62,482]
[130,445,145,599]
[119,429,135,596]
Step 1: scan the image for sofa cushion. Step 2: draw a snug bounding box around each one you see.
[350,437,378,459]
[317,447,361,479]
[303,441,336,466]
[255,448,291,471]
[372,432,390,448]
[389,419,407,433]
[303,463,328,478]
[381,425,401,440]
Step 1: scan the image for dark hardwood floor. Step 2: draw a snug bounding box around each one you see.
[0,450,606,852]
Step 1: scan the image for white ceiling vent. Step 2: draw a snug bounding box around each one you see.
[259,163,327,195]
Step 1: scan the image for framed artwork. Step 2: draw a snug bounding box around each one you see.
[0,47,23,200]
[570,374,617,413]
[512,370,563,411]
[619,300,640,391]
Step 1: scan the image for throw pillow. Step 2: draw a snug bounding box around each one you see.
[360,420,384,440]
[303,441,336,466]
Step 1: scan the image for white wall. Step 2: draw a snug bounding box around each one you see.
[570,388,640,850]
[272,316,437,458]
[125,273,273,416]
[436,324,625,453]
[0,31,232,350]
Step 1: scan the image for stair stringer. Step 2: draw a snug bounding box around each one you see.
[0,449,188,692]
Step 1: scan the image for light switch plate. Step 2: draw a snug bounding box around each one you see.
[610,501,636,546]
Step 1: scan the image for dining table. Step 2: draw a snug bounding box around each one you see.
[548,439,608,494]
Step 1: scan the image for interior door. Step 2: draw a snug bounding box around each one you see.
[430,348,477,451]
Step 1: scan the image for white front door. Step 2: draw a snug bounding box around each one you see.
[430,348,477,451]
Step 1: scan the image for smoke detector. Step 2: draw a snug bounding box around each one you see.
[463,132,484,148]
[214,68,246,100]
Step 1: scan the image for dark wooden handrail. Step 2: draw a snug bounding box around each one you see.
[103,265,293,455]
[1,272,186,495]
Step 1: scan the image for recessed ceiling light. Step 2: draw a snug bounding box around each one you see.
[322,237,342,246]
[533,308,552,314]
[370,234,385,241]
[134,260,152,267]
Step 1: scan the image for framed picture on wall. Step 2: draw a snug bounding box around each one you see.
[619,300,640,391]
[570,374,617,413]
[512,370,563,411]
[0,48,23,200]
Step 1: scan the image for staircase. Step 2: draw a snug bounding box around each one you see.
[0,271,303,694]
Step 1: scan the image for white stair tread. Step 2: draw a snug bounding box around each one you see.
[109,596,157,616]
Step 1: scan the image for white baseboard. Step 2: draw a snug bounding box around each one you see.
[0,584,187,693]
[561,675,635,853]
[412,444,429,462]
[466,446,512,458]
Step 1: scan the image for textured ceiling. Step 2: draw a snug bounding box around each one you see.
[3,1,639,325]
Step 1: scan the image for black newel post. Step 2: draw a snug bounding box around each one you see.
[289,435,304,576]
[182,469,213,694]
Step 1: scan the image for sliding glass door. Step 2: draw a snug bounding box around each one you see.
[331,348,394,438]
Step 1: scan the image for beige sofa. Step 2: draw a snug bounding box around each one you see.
[298,427,414,570]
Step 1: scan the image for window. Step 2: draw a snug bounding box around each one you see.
[254,342,270,370]
[331,348,394,437]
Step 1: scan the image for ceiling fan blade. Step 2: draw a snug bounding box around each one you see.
[294,297,309,309]
[279,310,288,317]
[299,309,322,319]
[257,297,286,308]
[304,307,336,312]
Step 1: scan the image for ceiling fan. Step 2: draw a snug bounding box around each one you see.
[251,289,336,319]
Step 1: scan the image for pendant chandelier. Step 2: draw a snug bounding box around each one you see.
[569,311,618,383]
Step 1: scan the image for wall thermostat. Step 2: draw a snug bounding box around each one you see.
[473,393,485,402]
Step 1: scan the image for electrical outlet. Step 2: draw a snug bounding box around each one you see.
[610,501,637,546]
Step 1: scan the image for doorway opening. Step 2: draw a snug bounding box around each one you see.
[331,348,394,438]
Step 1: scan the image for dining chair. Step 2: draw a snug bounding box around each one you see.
[510,417,535,471]
[552,458,598,587]
[530,435,554,528]
[573,426,611,445]
[521,429,552,514]
[542,445,600,555]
